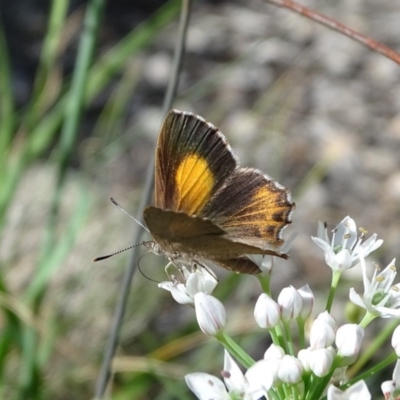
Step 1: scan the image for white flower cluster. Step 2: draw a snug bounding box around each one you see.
[158,216,400,400]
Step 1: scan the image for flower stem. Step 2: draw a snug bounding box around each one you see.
[350,317,396,375]
[326,270,342,312]
[297,318,306,349]
[345,353,397,389]
[258,273,271,295]
[215,331,255,369]
[282,320,295,356]
[358,312,376,329]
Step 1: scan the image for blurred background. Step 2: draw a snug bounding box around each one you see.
[1,0,400,398]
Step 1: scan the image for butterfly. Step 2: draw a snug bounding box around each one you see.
[143,109,295,274]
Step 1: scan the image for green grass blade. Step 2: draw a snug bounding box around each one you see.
[26,0,69,123]
[26,0,180,162]
[0,19,15,158]
[86,0,180,101]
[27,184,91,303]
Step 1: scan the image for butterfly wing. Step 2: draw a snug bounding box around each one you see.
[145,109,294,274]
[200,168,295,252]
[154,110,237,214]
[143,206,285,274]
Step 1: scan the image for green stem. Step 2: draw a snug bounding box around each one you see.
[326,270,342,312]
[258,273,271,295]
[297,318,306,349]
[273,324,288,353]
[350,318,397,375]
[215,331,255,369]
[282,320,295,356]
[345,353,397,389]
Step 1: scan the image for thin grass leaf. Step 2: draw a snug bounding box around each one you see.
[86,0,181,102]
[0,273,23,381]
[92,62,140,142]
[26,0,180,161]
[0,20,15,159]
[26,0,69,125]
[27,184,91,302]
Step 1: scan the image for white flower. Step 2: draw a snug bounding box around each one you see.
[158,266,218,305]
[309,348,334,377]
[312,217,382,271]
[298,348,312,371]
[392,325,400,357]
[277,355,303,384]
[336,324,364,359]
[194,293,226,336]
[349,257,400,318]
[310,314,336,349]
[185,373,230,400]
[327,380,371,399]
[224,350,277,398]
[381,359,400,399]
[298,284,314,320]
[264,344,285,360]
[245,359,279,397]
[278,286,303,321]
[185,351,274,400]
[254,293,281,328]
[317,311,337,330]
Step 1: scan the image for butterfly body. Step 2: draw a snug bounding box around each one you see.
[143,110,295,274]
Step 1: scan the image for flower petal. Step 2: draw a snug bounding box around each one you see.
[185,373,230,400]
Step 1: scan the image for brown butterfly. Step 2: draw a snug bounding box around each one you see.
[143,110,295,274]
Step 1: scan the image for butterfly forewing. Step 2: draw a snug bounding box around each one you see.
[155,110,237,214]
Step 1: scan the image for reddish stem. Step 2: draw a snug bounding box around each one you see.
[266,0,400,66]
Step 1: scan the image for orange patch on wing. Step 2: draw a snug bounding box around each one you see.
[251,186,287,243]
[175,154,214,215]
[221,185,288,245]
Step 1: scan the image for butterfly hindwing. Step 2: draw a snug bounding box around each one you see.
[200,168,294,251]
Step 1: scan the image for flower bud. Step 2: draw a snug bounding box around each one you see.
[264,344,285,360]
[391,325,400,357]
[277,355,303,384]
[381,380,395,399]
[298,348,312,371]
[278,286,303,321]
[186,268,218,295]
[316,311,337,330]
[309,348,334,377]
[194,293,226,336]
[381,359,400,399]
[310,318,335,349]
[336,324,364,358]
[297,284,314,320]
[254,293,281,328]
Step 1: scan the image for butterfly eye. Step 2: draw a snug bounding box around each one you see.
[143,241,162,255]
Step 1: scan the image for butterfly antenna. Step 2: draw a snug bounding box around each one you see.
[110,197,149,232]
[94,242,146,262]
[137,252,160,283]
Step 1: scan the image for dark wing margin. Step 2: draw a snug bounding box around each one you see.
[212,256,262,274]
[154,110,237,213]
[200,168,295,250]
